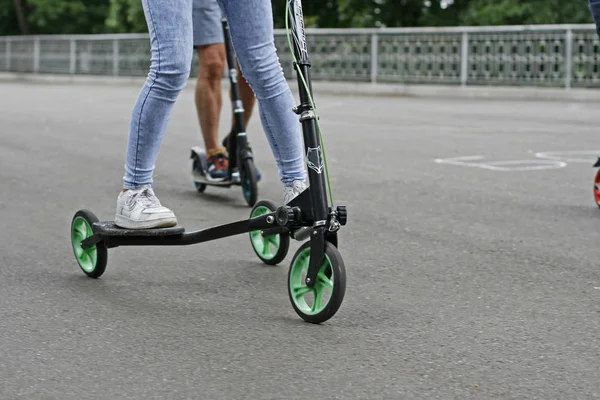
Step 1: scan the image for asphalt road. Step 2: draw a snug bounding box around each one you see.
[2,80,600,399]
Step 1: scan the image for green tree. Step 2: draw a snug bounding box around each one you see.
[0,0,25,35]
[0,0,596,37]
[270,0,471,29]
[106,0,147,33]
[272,0,375,29]
[25,0,109,34]
[460,0,593,26]
[11,0,30,34]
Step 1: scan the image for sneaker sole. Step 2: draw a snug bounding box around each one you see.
[114,215,178,230]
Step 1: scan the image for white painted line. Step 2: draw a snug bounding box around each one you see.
[535,150,600,164]
[435,156,566,171]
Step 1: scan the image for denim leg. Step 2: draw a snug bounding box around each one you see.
[123,0,194,190]
[218,0,306,186]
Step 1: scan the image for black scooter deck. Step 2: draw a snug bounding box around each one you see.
[192,175,237,187]
[92,221,185,237]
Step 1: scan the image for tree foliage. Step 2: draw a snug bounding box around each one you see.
[28,0,109,34]
[0,0,595,36]
[0,0,26,35]
[105,0,146,33]
[1,0,111,35]
[459,0,592,26]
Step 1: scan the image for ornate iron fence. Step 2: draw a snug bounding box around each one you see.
[1,24,599,88]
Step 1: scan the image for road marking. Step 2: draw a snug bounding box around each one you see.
[435,156,566,171]
[535,150,600,164]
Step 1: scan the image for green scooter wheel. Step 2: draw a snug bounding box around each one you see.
[70,209,107,278]
[288,241,346,324]
[249,200,289,265]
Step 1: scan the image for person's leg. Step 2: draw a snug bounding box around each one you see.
[117,0,193,229]
[237,68,256,127]
[218,0,306,200]
[195,45,225,152]
[192,0,230,181]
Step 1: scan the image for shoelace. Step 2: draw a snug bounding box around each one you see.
[132,188,160,208]
[284,181,306,203]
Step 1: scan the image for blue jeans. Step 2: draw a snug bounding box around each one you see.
[123,0,306,189]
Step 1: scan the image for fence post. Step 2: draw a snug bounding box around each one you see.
[69,38,76,74]
[33,37,40,73]
[565,28,573,89]
[112,39,119,76]
[370,33,378,83]
[460,31,469,86]
[5,38,10,71]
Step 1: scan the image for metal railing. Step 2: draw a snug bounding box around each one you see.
[1,24,600,88]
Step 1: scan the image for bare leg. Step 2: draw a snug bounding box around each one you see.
[231,62,256,130]
[194,44,226,152]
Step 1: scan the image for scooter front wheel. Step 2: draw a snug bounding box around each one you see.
[288,241,346,324]
[241,158,258,207]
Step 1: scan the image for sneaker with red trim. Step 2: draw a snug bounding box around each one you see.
[206,148,229,181]
[222,132,262,182]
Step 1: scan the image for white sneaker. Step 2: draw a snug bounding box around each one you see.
[115,185,178,229]
[284,180,308,204]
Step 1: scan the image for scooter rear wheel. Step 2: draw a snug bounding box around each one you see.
[191,152,207,193]
[249,200,290,265]
[70,209,107,278]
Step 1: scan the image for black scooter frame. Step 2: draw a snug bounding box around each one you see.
[222,18,252,175]
[81,0,347,289]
